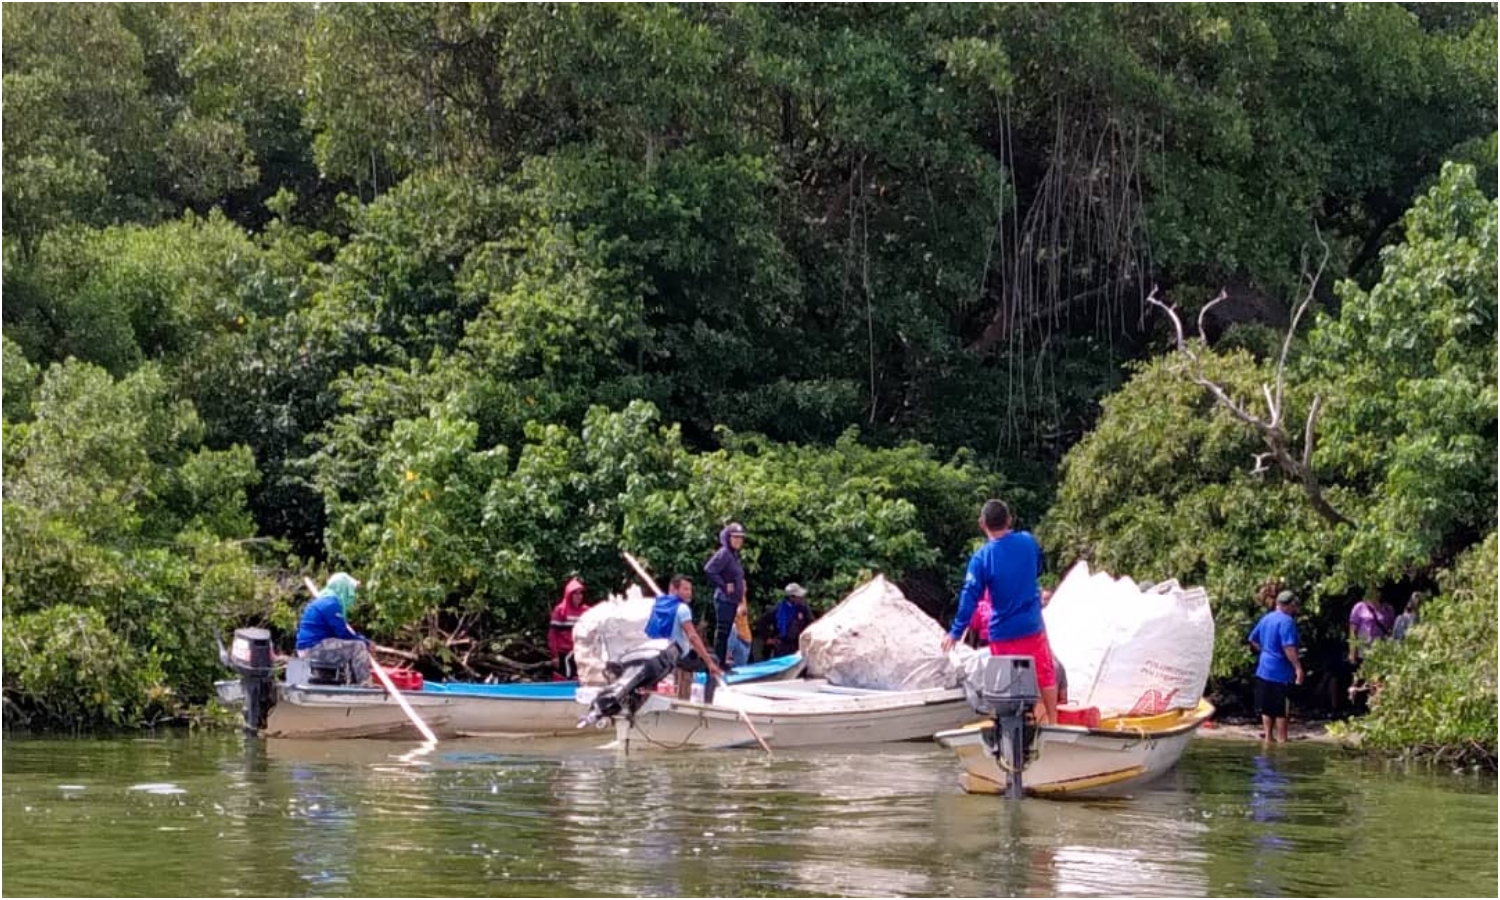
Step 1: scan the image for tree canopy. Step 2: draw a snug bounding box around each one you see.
[2,4,1494,757]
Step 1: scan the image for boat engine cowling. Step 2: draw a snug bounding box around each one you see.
[969,654,1040,800]
[217,627,276,735]
[578,639,679,729]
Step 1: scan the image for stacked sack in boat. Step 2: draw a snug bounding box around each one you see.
[800,574,980,691]
[571,583,654,686]
[1042,561,1214,718]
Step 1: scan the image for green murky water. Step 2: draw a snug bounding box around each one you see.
[2,733,1494,897]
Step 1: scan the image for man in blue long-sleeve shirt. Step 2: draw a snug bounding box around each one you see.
[940,500,1059,724]
[296,572,372,684]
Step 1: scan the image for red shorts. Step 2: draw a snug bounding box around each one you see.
[989,631,1057,689]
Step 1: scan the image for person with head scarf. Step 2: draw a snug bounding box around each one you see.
[295,572,372,684]
[548,577,591,681]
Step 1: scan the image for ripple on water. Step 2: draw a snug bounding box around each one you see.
[126,783,186,796]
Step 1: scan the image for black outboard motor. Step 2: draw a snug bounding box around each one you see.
[578,639,679,729]
[967,654,1041,800]
[217,627,276,735]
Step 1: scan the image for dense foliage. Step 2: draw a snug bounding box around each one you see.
[1044,163,1496,758]
[1350,532,1497,768]
[2,4,1494,757]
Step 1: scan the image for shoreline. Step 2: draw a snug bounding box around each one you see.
[1197,717,1348,746]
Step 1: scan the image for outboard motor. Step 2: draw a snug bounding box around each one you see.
[578,639,679,729]
[217,627,276,735]
[968,654,1041,800]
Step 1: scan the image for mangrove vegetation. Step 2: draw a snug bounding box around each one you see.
[1,4,1494,763]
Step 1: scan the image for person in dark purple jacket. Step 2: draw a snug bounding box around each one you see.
[703,522,747,669]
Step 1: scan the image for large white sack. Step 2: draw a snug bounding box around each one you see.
[800,574,966,690]
[1043,561,1214,717]
[571,584,653,686]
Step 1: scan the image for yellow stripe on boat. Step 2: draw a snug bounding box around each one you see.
[1027,764,1148,796]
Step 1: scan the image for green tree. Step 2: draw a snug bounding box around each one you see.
[1310,162,1498,590]
[2,361,264,726]
[1043,163,1497,697]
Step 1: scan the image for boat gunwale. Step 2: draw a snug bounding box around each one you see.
[936,699,1216,745]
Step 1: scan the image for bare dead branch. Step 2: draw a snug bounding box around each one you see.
[1196,290,1228,343]
[1147,283,1355,529]
[1302,394,1324,471]
[372,643,419,662]
[1276,226,1328,415]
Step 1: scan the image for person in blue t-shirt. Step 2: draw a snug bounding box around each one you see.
[644,575,723,700]
[1248,590,1305,742]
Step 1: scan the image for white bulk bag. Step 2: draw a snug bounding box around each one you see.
[800,574,969,690]
[1043,560,1214,717]
[571,584,654,686]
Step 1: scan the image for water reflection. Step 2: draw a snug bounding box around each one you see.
[1248,753,1292,896]
[928,786,1212,897]
[3,736,1495,897]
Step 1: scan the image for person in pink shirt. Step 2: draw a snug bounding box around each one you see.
[1347,593,1395,665]
[1346,591,1394,707]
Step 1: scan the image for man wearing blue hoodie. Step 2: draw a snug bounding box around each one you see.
[296,572,372,684]
[703,522,748,669]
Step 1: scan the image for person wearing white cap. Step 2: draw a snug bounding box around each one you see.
[768,582,812,658]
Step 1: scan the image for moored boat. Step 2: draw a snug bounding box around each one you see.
[588,677,976,751]
[216,647,805,740]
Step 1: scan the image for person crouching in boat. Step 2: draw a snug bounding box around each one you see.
[940,500,1059,725]
[548,576,591,681]
[645,575,724,700]
[296,572,373,684]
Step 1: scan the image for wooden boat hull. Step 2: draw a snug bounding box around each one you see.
[934,699,1215,797]
[610,680,976,750]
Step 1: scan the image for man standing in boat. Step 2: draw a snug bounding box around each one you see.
[645,575,724,700]
[548,576,591,681]
[940,500,1059,725]
[703,522,748,671]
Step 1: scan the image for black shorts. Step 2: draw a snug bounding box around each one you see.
[1254,676,1290,718]
[676,650,709,673]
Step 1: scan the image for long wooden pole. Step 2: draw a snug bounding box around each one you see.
[621,550,662,595]
[621,552,772,755]
[303,577,438,745]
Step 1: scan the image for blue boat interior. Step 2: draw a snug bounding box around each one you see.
[414,653,803,699]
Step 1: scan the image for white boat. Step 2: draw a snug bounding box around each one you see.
[934,699,1215,797]
[217,654,805,740]
[598,679,976,750]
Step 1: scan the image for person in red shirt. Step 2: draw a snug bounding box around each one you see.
[548,577,591,681]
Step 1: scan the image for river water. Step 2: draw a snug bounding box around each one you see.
[2,732,1494,897]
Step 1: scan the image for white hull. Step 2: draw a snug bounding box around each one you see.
[219,654,807,741]
[265,686,583,740]
[935,700,1215,797]
[614,680,976,750]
